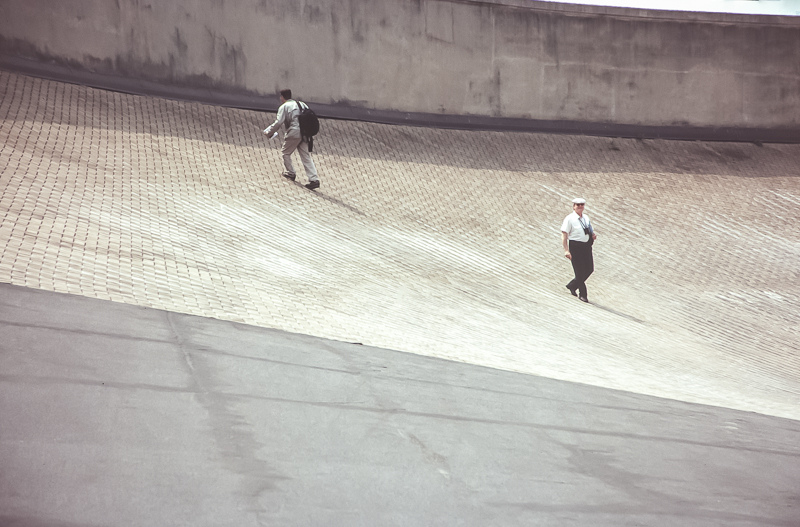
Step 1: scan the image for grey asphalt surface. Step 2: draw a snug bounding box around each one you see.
[2,282,799,526]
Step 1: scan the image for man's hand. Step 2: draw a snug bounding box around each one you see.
[262,128,270,136]
[561,232,571,260]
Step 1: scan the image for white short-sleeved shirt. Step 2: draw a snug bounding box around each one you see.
[561,212,593,242]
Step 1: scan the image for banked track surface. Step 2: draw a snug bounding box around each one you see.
[1,70,799,419]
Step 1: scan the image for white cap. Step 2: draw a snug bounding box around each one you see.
[572,198,586,204]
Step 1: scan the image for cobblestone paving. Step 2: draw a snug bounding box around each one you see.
[1,70,799,419]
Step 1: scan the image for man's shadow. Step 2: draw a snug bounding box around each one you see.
[289,181,366,216]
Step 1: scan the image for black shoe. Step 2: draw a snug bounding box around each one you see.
[566,285,577,297]
[305,180,320,190]
[579,296,589,303]
[282,172,296,181]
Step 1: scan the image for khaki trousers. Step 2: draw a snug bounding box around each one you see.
[281,135,318,182]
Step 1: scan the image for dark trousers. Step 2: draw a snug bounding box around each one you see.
[567,240,594,298]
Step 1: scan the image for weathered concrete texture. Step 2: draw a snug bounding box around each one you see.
[1,71,800,424]
[0,0,798,132]
[2,282,800,527]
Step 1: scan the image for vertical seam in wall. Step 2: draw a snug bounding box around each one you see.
[741,73,747,124]
[610,18,616,120]
[612,80,616,120]
[539,16,544,116]
[491,6,497,115]
[491,7,496,74]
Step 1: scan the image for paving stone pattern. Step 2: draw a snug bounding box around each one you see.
[1,70,799,420]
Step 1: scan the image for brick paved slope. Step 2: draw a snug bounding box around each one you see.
[1,71,799,419]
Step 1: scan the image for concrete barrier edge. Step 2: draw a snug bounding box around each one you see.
[3,56,798,144]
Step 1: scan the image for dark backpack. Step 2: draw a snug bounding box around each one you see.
[295,101,319,152]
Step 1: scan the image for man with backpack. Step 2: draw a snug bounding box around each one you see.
[263,89,320,190]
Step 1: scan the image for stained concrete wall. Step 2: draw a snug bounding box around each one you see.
[1,0,799,134]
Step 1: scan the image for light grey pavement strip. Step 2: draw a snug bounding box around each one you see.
[1,70,799,422]
[2,283,800,527]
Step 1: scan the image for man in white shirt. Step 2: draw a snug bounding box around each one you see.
[561,198,597,303]
[263,89,320,190]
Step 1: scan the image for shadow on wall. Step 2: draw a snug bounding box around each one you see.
[1,69,795,178]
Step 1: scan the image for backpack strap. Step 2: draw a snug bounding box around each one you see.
[291,100,315,152]
[285,99,301,126]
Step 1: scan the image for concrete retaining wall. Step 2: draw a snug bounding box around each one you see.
[1,0,799,138]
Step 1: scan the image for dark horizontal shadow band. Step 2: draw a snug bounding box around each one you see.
[3,55,799,144]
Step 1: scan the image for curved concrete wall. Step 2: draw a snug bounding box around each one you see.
[1,0,799,137]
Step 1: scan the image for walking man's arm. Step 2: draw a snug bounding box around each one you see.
[562,231,571,260]
[263,103,289,138]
